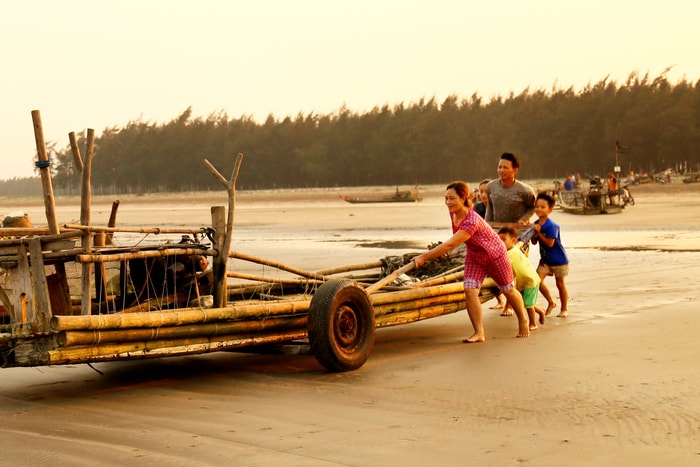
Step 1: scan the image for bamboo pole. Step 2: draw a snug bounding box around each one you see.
[63,224,205,234]
[415,270,464,288]
[75,247,216,263]
[314,261,383,276]
[0,230,82,246]
[226,271,323,286]
[365,261,415,294]
[230,251,327,281]
[0,248,82,264]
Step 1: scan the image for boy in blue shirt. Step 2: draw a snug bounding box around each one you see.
[532,193,570,317]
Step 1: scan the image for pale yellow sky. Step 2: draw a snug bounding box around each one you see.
[1,0,698,179]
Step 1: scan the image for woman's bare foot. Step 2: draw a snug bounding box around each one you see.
[500,309,513,316]
[516,324,530,338]
[489,303,504,310]
[463,333,485,343]
[557,310,568,318]
[529,324,538,331]
[545,302,557,316]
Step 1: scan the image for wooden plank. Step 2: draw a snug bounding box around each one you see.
[28,237,51,333]
[12,243,34,335]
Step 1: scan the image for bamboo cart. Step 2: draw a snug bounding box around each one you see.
[0,112,504,373]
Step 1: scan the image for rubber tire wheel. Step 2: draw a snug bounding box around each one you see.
[308,279,375,372]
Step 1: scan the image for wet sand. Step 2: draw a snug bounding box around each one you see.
[1,182,699,465]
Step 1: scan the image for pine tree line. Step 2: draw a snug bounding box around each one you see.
[7,71,700,195]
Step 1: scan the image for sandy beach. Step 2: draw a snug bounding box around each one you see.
[1,181,699,465]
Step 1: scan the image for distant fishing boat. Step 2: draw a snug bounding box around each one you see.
[682,172,699,184]
[557,189,623,215]
[340,187,422,204]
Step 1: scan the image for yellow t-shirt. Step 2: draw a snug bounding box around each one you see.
[507,243,540,291]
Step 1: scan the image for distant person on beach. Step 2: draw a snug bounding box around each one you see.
[473,178,507,311]
[473,179,489,218]
[608,171,619,204]
[564,176,575,191]
[531,192,569,317]
[498,226,546,330]
[412,181,530,342]
[485,152,536,225]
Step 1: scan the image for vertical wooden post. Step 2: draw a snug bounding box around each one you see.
[13,244,33,336]
[204,153,244,308]
[68,131,84,172]
[106,200,120,245]
[28,238,51,333]
[94,232,109,314]
[80,129,95,315]
[31,110,60,234]
[31,110,70,322]
[210,206,227,307]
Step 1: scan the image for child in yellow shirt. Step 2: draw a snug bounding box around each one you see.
[498,226,545,330]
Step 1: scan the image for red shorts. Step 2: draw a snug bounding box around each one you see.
[463,253,515,291]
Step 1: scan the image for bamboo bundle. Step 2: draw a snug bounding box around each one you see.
[59,314,307,346]
[376,302,464,327]
[45,329,308,366]
[50,299,312,331]
[57,288,467,346]
[373,292,466,317]
[51,280,468,333]
[45,294,470,365]
[371,282,465,305]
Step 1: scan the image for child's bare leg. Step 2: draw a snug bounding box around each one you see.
[463,288,486,343]
[503,288,529,338]
[490,294,506,309]
[526,306,537,330]
[538,274,557,315]
[555,277,568,317]
[500,304,513,316]
[535,306,546,325]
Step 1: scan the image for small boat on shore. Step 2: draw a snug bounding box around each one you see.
[557,189,623,215]
[682,172,699,184]
[340,187,422,204]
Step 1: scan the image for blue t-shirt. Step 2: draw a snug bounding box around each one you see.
[535,217,569,266]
